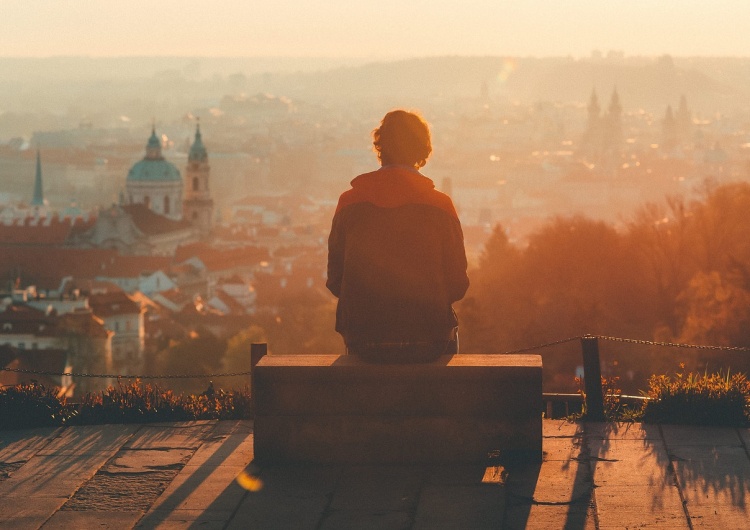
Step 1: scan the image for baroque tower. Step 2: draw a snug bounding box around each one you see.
[183,123,214,237]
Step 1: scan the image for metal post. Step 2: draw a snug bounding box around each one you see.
[581,336,605,421]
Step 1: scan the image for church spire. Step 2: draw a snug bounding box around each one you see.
[31,149,44,207]
[146,125,163,160]
[189,120,208,163]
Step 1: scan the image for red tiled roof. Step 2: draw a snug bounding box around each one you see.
[0,304,59,336]
[0,247,119,290]
[0,304,109,339]
[88,291,141,317]
[96,254,172,278]
[232,193,315,210]
[175,244,270,273]
[122,204,193,236]
[57,311,110,339]
[0,215,95,246]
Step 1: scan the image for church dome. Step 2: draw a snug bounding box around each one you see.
[127,128,181,182]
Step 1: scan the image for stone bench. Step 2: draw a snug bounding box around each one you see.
[253,354,542,464]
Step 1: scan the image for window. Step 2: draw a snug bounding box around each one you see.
[193,177,199,192]
[164,195,170,214]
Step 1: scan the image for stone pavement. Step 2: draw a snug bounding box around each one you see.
[1,419,749,529]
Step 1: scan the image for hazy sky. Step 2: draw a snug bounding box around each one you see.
[3,1,749,58]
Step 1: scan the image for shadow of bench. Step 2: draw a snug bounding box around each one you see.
[253,354,542,464]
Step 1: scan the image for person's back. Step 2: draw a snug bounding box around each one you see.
[326,110,469,362]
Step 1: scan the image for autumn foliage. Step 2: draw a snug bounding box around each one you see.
[460,182,750,391]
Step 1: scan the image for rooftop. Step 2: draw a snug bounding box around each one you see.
[1,419,748,528]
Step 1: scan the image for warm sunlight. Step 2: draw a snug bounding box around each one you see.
[2,1,750,57]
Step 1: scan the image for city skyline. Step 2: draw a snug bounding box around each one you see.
[2,1,749,58]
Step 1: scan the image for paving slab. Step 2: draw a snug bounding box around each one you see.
[586,421,662,441]
[330,465,423,512]
[320,510,413,530]
[104,448,194,473]
[543,419,583,438]
[587,424,690,528]
[4,420,750,529]
[671,444,750,528]
[62,469,178,511]
[0,499,73,530]
[738,428,750,448]
[123,421,215,450]
[227,493,327,530]
[661,425,742,446]
[183,428,254,469]
[36,424,137,456]
[0,427,60,463]
[135,509,233,529]
[0,452,113,498]
[413,484,505,529]
[41,511,143,529]
[505,504,596,530]
[146,465,245,512]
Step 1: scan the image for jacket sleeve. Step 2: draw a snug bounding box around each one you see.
[444,217,470,303]
[326,209,345,298]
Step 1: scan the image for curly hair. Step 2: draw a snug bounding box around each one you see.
[372,110,432,169]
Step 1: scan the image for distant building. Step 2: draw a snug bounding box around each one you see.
[88,290,144,375]
[183,123,214,237]
[0,303,112,394]
[126,128,183,221]
[581,88,623,158]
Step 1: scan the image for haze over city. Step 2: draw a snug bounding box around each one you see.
[3,1,750,58]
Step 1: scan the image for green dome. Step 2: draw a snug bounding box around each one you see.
[127,128,181,182]
[127,158,181,182]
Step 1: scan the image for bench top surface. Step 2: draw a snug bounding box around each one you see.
[256,353,542,368]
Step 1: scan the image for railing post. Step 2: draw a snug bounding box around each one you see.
[581,336,605,421]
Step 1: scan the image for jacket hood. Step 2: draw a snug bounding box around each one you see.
[348,166,435,209]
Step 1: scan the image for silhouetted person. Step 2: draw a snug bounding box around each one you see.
[327,110,469,363]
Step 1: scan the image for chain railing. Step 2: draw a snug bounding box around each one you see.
[3,335,749,382]
[4,337,750,420]
[0,367,252,380]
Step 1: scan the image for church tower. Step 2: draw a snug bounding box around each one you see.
[31,149,45,208]
[587,89,601,132]
[183,123,214,237]
[604,88,623,149]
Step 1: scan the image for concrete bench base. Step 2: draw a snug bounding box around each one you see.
[253,354,542,464]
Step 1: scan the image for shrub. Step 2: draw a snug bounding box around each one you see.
[575,375,638,421]
[0,382,71,429]
[641,369,750,426]
[71,379,191,425]
[0,380,253,429]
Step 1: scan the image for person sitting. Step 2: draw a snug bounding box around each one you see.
[326,109,469,363]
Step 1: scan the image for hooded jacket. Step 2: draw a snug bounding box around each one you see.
[327,166,469,344]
